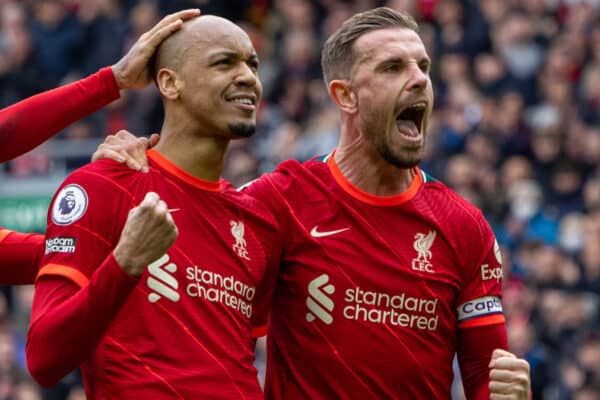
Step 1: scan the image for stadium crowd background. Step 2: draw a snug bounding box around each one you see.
[0,0,599,399]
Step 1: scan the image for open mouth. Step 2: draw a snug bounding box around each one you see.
[226,94,258,110]
[396,102,427,137]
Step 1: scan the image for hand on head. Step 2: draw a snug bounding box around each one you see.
[111,8,201,90]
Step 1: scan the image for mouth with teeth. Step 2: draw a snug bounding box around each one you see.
[226,94,257,111]
[395,101,427,139]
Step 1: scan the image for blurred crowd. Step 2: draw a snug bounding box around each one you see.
[1,0,600,399]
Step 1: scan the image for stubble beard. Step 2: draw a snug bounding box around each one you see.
[377,135,426,169]
[228,122,256,138]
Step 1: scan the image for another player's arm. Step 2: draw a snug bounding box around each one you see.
[0,229,44,284]
[0,8,200,163]
[26,191,178,386]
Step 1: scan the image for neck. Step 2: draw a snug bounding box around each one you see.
[334,120,415,196]
[154,114,229,182]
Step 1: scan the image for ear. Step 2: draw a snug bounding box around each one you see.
[156,68,180,100]
[328,79,357,114]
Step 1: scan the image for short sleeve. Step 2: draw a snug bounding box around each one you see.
[38,166,135,287]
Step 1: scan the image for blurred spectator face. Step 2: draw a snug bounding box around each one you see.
[480,0,509,25]
[434,0,463,25]
[573,386,600,400]
[507,321,534,357]
[507,180,543,221]
[541,79,572,109]
[34,0,67,28]
[130,1,159,36]
[284,30,316,67]
[494,91,524,133]
[500,155,534,190]
[559,212,585,253]
[465,134,498,167]
[0,333,14,374]
[577,337,600,382]
[493,12,542,79]
[583,128,600,166]
[276,0,314,31]
[551,162,582,197]
[13,381,41,400]
[531,131,561,164]
[583,177,600,212]
[474,53,506,87]
[444,154,476,189]
[439,53,469,83]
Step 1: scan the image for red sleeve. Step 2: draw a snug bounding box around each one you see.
[26,162,138,386]
[26,253,139,387]
[0,228,44,284]
[457,323,508,400]
[241,174,287,337]
[0,67,120,163]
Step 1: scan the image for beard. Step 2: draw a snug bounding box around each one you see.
[376,137,426,169]
[228,122,256,138]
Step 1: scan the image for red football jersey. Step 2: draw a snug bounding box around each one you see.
[0,228,43,284]
[244,153,506,399]
[30,150,281,399]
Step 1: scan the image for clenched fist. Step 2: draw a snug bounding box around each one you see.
[113,192,179,277]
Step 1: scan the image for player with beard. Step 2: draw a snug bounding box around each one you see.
[100,8,529,398]
[26,15,281,399]
[12,7,530,399]
[240,7,529,399]
[0,9,200,285]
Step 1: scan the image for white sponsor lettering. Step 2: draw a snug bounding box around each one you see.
[481,264,503,282]
[186,266,255,318]
[343,287,439,331]
[457,296,503,322]
[45,237,76,254]
[306,274,335,324]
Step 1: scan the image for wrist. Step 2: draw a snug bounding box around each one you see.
[113,245,142,277]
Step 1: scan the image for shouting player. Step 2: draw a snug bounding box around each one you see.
[98,8,531,399]
[7,7,530,399]
[26,15,281,399]
[238,7,528,399]
[0,9,201,284]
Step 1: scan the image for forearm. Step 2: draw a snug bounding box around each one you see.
[26,253,138,386]
[0,228,44,284]
[0,67,120,163]
[458,324,508,400]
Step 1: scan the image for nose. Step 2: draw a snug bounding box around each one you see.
[235,62,258,87]
[407,62,428,92]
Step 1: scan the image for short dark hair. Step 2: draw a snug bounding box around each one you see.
[321,7,419,85]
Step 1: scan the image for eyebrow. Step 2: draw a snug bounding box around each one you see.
[208,50,259,61]
[377,56,431,66]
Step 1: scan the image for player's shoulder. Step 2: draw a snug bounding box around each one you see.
[66,160,140,186]
[418,169,486,225]
[56,160,143,207]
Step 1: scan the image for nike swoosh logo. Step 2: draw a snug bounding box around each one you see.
[310,226,350,238]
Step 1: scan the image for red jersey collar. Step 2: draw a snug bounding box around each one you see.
[148,149,222,192]
[326,150,422,206]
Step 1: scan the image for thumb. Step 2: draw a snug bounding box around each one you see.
[489,349,515,367]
